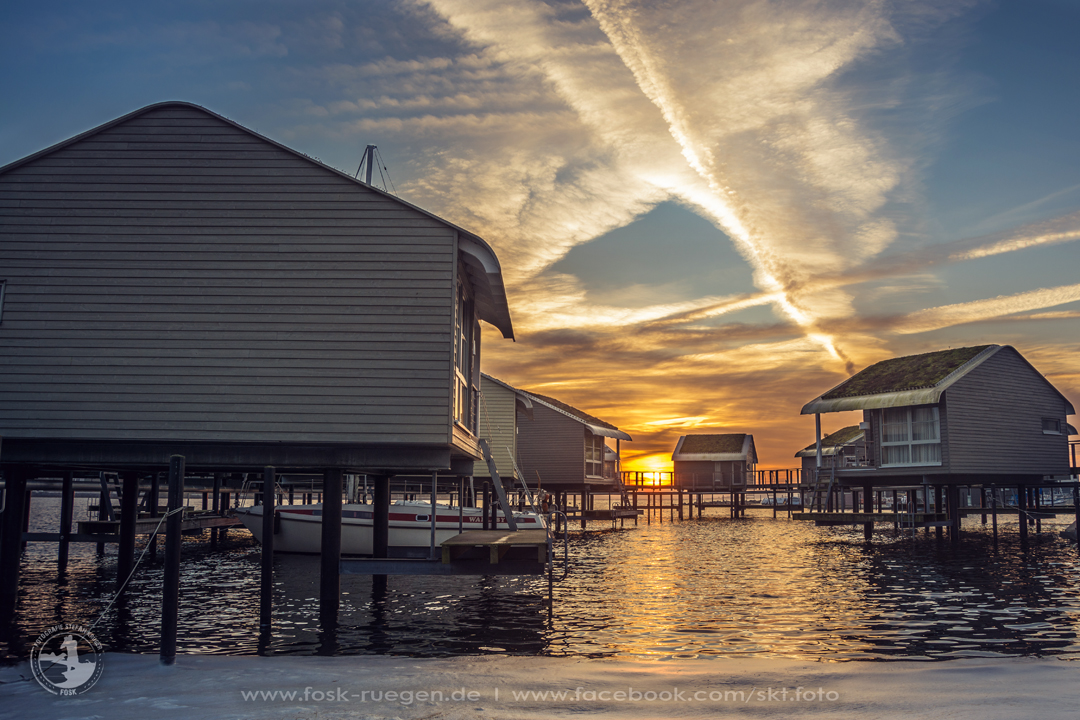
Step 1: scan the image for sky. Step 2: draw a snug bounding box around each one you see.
[2,0,1079,472]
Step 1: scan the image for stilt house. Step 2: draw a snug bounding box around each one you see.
[801,345,1074,486]
[794,425,867,476]
[0,101,515,478]
[671,433,757,490]
[514,390,631,493]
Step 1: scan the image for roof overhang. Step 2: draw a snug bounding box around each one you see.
[522,392,632,441]
[458,235,514,340]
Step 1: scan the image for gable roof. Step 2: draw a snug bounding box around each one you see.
[672,433,756,462]
[795,425,865,458]
[802,344,1075,414]
[0,100,514,339]
[519,390,632,441]
[802,345,1001,414]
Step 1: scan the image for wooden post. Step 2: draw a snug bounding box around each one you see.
[210,473,222,547]
[863,483,873,541]
[1033,486,1042,534]
[581,487,589,530]
[1017,484,1028,551]
[482,483,490,531]
[320,467,343,627]
[429,471,438,560]
[980,486,987,524]
[678,489,683,521]
[58,471,74,572]
[260,466,276,632]
[117,472,139,591]
[991,487,999,542]
[935,486,943,540]
[148,471,161,561]
[0,468,28,614]
[949,485,960,544]
[160,455,185,665]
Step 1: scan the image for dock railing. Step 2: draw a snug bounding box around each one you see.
[619,469,803,490]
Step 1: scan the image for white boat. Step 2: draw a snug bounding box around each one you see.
[235,500,545,555]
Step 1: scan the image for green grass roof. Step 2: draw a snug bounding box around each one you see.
[679,434,747,454]
[799,425,863,452]
[822,345,992,399]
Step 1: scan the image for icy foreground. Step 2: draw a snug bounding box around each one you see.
[1,653,1077,719]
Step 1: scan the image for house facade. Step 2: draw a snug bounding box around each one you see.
[474,373,534,483]
[801,345,1074,485]
[514,390,631,493]
[672,433,757,490]
[0,101,514,477]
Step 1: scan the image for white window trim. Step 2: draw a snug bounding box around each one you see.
[880,406,943,468]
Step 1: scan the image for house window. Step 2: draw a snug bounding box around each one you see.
[585,433,604,478]
[453,282,475,428]
[881,406,941,466]
[1042,418,1062,435]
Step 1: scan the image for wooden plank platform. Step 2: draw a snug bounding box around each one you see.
[77,513,241,537]
[583,509,640,519]
[793,512,948,525]
[440,529,550,565]
[339,558,546,576]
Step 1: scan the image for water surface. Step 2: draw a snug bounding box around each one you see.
[4,498,1079,661]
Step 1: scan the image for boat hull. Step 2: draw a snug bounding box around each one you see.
[234,503,544,555]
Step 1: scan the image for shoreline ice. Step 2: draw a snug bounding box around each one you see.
[2,652,1077,719]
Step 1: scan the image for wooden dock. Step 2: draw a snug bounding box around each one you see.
[793,511,947,526]
[339,529,554,577]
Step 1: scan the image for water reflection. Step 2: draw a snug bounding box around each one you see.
[3,499,1079,661]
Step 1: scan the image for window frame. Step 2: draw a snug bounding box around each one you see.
[879,406,942,468]
[0,280,6,323]
[1042,417,1062,435]
[585,432,605,479]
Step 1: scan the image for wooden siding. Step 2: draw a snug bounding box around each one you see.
[474,376,518,480]
[0,106,457,445]
[943,347,1071,476]
[516,402,585,488]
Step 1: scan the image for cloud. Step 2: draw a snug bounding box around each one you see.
[891,283,1080,335]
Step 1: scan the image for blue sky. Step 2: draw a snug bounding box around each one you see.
[3,0,1078,468]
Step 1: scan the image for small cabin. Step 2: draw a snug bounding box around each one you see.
[794,425,867,476]
[672,433,758,490]
[0,102,514,478]
[514,390,631,493]
[801,345,1074,485]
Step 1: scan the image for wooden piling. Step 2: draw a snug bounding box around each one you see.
[117,471,139,590]
[148,471,161,560]
[0,467,28,614]
[260,466,276,632]
[949,485,961,544]
[320,467,343,627]
[991,487,999,541]
[863,483,873,541]
[1017,484,1028,550]
[58,471,74,572]
[160,455,185,665]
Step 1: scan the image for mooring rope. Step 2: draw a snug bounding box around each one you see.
[87,506,185,632]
